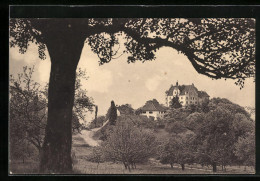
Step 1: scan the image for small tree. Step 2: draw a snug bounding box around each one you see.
[9,66,47,159]
[159,134,195,170]
[158,139,176,169]
[234,132,255,170]
[117,104,134,115]
[102,120,156,171]
[134,108,143,115]
[89,116,106,129]
[87,146,104,169]
[170,96,182,109]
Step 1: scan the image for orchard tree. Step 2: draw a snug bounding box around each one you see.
[102,120,156,171]
[159,134,195,170]
[158,139,176,169]
[9,66,47,158]
[87,146,104,169]
[10,18,255,173]
[195,106,247,172]
[234,132,255,169]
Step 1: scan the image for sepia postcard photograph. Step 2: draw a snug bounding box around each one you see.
[8,6,256,175]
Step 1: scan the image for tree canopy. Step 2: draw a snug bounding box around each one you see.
[10,18,255,88]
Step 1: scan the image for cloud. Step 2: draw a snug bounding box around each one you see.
[145,75,165,92]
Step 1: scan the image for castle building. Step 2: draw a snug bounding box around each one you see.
[166,82,209,107]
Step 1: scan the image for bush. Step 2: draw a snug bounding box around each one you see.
[101,120,157,171]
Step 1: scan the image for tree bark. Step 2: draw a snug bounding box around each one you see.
[39,28,85,173]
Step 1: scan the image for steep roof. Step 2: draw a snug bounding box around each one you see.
[166,85,177,96]
[140,99,167,111]
[180,85,198,95]
[198,91,210,98]
[166,84,199,96]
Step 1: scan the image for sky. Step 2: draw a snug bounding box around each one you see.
[9,41,255,123]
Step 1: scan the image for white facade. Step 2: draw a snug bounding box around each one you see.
[141,110,166,120]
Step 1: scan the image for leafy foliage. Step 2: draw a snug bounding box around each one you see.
[102,120,156,171]
[158,134,195,170]
[10,18,255,88]
[73,68,95,129]
[117,104,135,115]
[9,66,47,161]
[159,97,254,172]
[88,116,106,129]
[234,132,255,167]
[170,96,182,109]
[87,146,104,168]
[9,67,94,161]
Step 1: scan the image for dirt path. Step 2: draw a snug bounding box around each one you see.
[80,119,110,147]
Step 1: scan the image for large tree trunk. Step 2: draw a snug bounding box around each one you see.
[39,28,85,173]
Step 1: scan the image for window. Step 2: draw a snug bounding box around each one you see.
[186,101,188,104]
[190,101,192,103]
[149,111,153,114]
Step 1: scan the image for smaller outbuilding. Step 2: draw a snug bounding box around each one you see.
[140,99,168,120]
